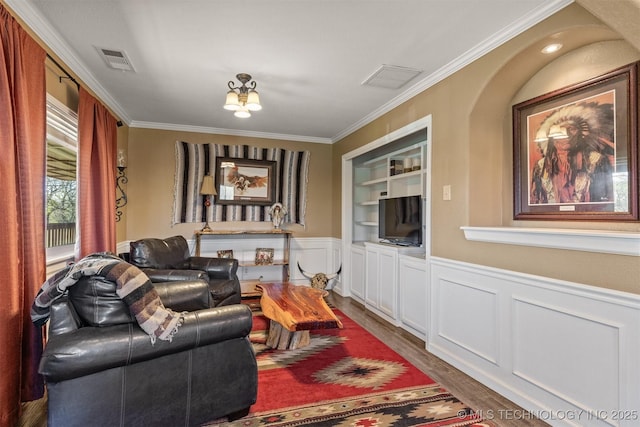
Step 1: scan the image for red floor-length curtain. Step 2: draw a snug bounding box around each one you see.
[77,88,118,258]
[0,5,47,427]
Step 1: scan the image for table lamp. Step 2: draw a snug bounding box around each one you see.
[200,174,217,232]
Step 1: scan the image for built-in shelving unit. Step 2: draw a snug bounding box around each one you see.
[342,115,432,341]
[353,137,427,243]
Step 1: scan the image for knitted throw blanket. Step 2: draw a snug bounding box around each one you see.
[31,253,183,344]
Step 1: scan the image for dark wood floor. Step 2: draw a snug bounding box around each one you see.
[19,293,549,427]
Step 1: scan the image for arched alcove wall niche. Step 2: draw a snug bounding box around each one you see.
[469,14,639,231]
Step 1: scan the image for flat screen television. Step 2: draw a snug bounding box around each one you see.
[378,195,422,246]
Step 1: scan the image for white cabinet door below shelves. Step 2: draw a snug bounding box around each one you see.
[364,243,400,326]
[365,247,379,308]
[349,245,366,304]
[398,255,427,340]
[377,247,398,321]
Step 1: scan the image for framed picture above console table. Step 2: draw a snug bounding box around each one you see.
[194,230,292,283]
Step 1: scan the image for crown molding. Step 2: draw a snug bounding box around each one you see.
[129,121,332,144]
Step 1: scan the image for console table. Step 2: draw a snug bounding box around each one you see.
[194,229,292,282]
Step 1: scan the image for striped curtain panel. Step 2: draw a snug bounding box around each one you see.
[173,141,310,226]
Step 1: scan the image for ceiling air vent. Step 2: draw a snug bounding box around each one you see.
[362,64,422,89]
[96,47,135,72]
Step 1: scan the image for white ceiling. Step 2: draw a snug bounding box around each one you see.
[8,0,572,143]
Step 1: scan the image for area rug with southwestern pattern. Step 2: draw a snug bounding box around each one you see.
[206,307,491,427]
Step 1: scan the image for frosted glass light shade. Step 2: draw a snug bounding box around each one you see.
[246,90,262,111]
[234,107,251,118]
[224,91,240,111]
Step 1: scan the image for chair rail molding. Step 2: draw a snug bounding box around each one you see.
[461,226,640,256]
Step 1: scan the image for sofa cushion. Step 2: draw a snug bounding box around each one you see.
[130,235,191,269]
[68,276,134,327]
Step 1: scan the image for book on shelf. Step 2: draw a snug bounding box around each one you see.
[390,159,404,176]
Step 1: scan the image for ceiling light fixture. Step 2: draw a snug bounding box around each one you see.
[541,43,563,54]
[223,73,261,118]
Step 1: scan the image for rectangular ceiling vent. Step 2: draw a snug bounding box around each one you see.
[96,47,135,72]
[362,64,422,89]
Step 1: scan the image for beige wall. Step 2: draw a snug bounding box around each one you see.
[125,128,333,241]
[333,3,640,294]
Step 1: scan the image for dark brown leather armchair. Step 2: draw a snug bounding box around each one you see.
[129,235,241,307]
[39,275,257,427]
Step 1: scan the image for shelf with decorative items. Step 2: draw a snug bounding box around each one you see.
[194,229,292,294]
[352,140,427,243]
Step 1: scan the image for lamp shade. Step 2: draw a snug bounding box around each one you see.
[200,175,217,195]
[246,90,262,111]
[234,106,251,118]
[224,91,240,111]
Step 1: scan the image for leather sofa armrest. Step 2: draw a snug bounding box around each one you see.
[153,280,210,311]
[48,296,82,336]
[40,304,253,382]
[141,268,209,283]
[189,257,238,280]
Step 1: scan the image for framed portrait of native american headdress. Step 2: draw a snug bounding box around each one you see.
[513,61,638,221]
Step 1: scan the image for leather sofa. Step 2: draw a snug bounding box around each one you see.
[39,275,258,427]
[129,235,241,307]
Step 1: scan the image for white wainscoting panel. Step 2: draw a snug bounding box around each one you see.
[429,257,640,427]
[291,237,343,289]
[512,297,620,417]
[437,279,499,365]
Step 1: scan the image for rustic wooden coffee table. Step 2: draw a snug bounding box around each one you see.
[256,282,343,350]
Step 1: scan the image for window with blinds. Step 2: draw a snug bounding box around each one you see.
[46,94,77,259]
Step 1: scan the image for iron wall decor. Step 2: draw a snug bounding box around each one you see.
[215,157,276,205]
[513,62,638,221]
[115,166,127,222]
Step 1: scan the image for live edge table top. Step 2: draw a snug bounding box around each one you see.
[256,282,343,332]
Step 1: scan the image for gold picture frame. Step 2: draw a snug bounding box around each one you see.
[255,248,274,265]
[217,249,234,259]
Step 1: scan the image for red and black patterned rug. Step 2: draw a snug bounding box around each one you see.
[206,307,491,427]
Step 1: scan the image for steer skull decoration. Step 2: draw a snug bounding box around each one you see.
[297,262,342,291]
